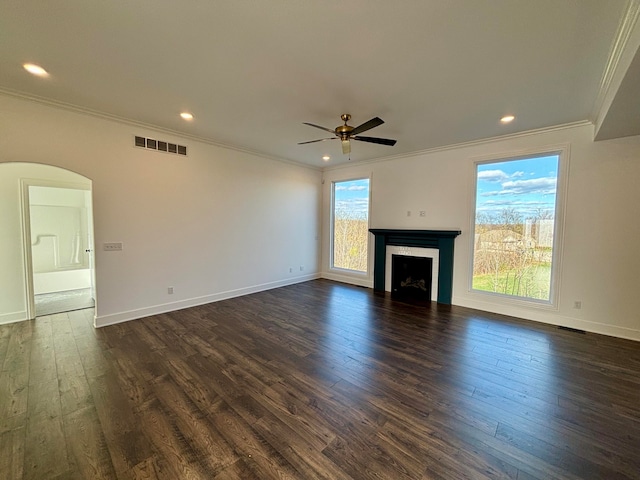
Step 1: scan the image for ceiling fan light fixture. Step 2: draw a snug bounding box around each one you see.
[341,139,351,155]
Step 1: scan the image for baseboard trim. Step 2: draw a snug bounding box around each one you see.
[0,310,28,325]
[321,271,373,288]
[455,297,640,342]
[94,274,320,328]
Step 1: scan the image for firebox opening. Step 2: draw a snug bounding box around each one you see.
[391,254,433,301]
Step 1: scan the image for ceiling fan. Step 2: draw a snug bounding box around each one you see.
[299,114,397,155]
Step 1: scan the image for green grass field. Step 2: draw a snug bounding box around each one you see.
[472,264,551,300]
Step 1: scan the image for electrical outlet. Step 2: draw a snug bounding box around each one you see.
[419,211,426,217]
[300,265,304,271]
[407,211,411,217]
[103,242,123,251]
[168,287,174,294]
[289,267,293,273]
[574,300,582,309]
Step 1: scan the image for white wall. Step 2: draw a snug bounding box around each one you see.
[0,93,322,327]
[322,124,640,341]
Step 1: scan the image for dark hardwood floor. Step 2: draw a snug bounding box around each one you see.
[1,279,639,479]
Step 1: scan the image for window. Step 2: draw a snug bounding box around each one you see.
[332,178,370,273]
[472,153,561,302]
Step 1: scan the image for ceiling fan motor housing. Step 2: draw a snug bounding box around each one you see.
[336,124,354,138]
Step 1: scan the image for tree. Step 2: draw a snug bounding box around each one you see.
[498,208,523,234]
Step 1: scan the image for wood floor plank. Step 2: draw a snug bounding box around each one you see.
[149,376,238,473]
[128,456,161,480]
[206,401,301,479]
[424,408,581,480]
[378,416,518,480]
[322,432,423,480]
[2,321,32,375]
[23,416,69,480]
[62,405,118,479]
[213,457,262,480]
[27,378,62,423]
[495,422,639,480]
[59,371,93,417]
[253,413,353,480]
[0,334,11,375]
[1,279,639,479]
[0,424,25,479]
[0,369,29,420]
[29,347,57,388]
[87,372,154,476]
[250,387,335,452]
[135,397,225,479]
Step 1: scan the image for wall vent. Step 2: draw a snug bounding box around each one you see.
[134,136,187,156]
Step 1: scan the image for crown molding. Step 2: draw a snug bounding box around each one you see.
[0,88,322,172]
[322,120,592,172]
[1,86,592,175]
[590,0,640,128]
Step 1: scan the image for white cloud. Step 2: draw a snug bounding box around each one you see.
[335,197,370,219]
[336,198,369,208]
[481,199,554,207]
[478,169,509,182]
[481,177,557,196]
[335,185,368,191]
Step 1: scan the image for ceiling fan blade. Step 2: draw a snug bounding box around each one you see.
[349,117,384,136]
[352,136,397,146]
[341,139,351,154]
[303,122,336,135]
[297,138,337,145]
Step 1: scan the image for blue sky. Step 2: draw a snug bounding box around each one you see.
[476,154,559,220]
[334,178,370,219]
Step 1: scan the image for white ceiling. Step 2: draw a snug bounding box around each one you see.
[1,1,639,168]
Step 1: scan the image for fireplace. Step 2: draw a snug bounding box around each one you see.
[369,229,461,304]
[392,255,432,301]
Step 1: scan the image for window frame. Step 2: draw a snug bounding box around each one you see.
[469,147,569,309]
[330,176,372,276]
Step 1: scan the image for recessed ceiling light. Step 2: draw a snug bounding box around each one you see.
[180,112,194,120]
[500,115,515,124]
[23,63,49,77]
[322,155,331,161]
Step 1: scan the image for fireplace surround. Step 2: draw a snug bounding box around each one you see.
[369,229,462,304]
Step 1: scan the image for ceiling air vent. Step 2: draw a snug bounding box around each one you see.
[134,135,187,156]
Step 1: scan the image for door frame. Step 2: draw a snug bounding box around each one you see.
[20,178,96,319]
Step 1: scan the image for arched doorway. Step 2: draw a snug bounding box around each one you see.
[0,163,96,323]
